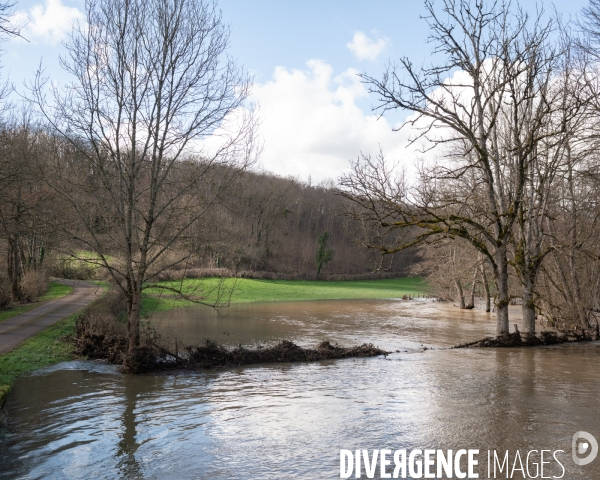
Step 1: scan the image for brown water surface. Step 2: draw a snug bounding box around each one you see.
[1,299,599,479]
[149,298,500,351]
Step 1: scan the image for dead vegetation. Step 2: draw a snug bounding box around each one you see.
[184,340,387,369]
[0,270,50,310]
[152,267,408,282]
[454,327,600,349]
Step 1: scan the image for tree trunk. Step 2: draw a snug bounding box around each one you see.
[495,246,510,336]
[552,251,588,331]
[481,265,491,312]
[465,268,477,309]
[8,236,20,302]
[568,252,590,331]
[127,290,141,355]
[454,278,466,309]
[522,282,536,336]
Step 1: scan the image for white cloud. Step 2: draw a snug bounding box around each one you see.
[191,61,471,185]
[198,62,506,186]
[14,0,84,45]
[246,60,424,182]
[347,31,388,61]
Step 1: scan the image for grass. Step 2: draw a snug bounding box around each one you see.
[0,281,74,324]
[59,250,114,266]
[142,277,425,314]
[0,313,79,409]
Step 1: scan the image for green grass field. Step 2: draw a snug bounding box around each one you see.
[0,282,74,324]
[142,277,425,313]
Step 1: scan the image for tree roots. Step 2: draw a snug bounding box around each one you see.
[454,329,599,349]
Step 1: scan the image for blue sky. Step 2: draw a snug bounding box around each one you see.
[3,0,591,181]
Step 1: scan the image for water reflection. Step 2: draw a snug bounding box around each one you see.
[0,301,599,479]
[116,379,142,479]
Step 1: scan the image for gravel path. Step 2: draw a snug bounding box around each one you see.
[0,280,102,355]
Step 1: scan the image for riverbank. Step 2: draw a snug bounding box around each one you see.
[0,281,105,414]
[0,282,75,412]
[142,277,426,313]
[0,314,79,413]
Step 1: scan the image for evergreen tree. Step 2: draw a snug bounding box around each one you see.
[315,232,334,274]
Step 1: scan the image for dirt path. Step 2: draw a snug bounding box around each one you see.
[0,280,102,355]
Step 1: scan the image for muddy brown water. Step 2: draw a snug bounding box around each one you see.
[149,299,498,351]
[1,299,599,479]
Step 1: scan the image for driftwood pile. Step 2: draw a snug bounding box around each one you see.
[185,339,387,368]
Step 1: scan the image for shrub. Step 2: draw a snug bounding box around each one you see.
[20,270,49,301]
[75,289,163,372]
[150,267,406,282]
[48,258,99,280]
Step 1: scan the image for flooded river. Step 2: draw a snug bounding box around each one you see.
[1,299,599,479]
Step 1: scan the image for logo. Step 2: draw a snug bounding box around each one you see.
[572,432,598,466]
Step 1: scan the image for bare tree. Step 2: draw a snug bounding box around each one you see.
[413,239,484,308]
[341,0,563,336]
[541,159,600,332]
[32,0,258,356]
[509,44,589,335]
[522,0,600,335]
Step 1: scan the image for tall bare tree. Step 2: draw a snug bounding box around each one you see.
[508,43,589,335]
[32,0,258,355]
[526,1,600,334]
[341,0,563,336]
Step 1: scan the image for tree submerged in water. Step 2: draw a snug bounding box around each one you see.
[315,232,334,274]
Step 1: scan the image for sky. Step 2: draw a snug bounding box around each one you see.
[2,0,591,183]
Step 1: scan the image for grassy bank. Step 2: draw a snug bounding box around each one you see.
[0,282,74,324]
[0,313,79,410]
[143,277,425,313]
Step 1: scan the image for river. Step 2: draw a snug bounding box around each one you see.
[1,299,599,479]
